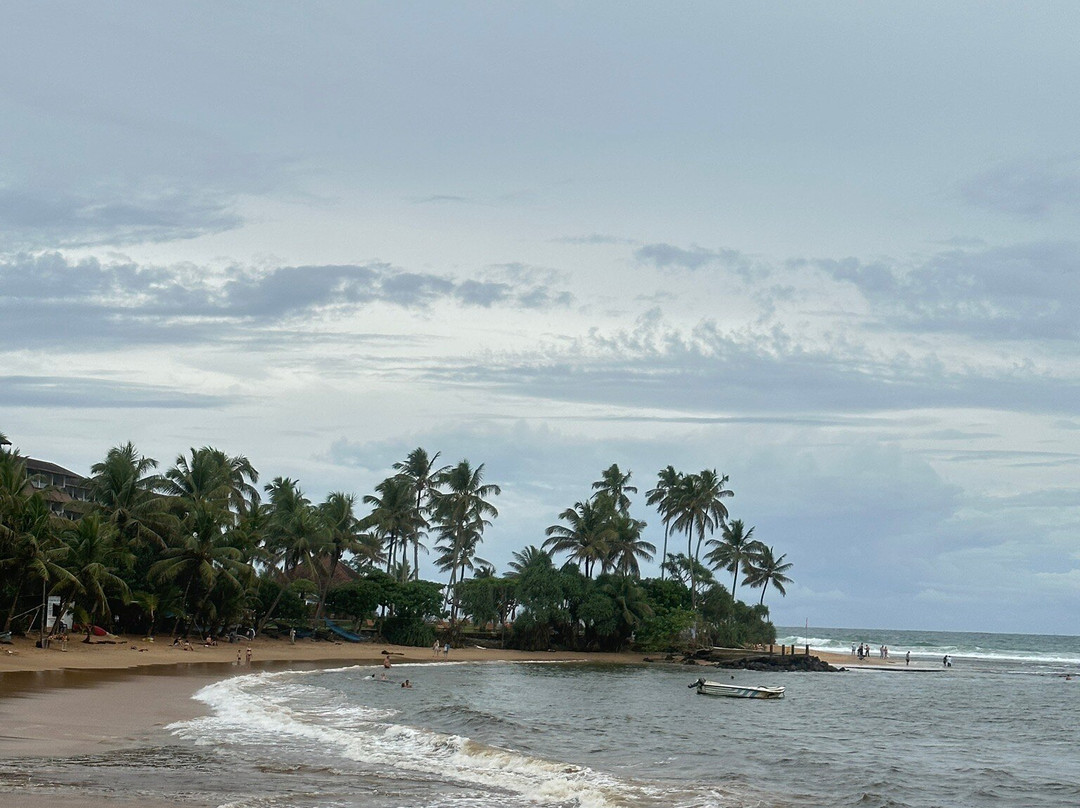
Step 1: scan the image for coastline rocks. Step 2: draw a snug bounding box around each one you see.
[683,647,840,672]
[715,654,839,672]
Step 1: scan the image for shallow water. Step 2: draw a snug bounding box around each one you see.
[4,633,1079,808]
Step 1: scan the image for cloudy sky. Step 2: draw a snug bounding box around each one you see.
[3,3,1079,635]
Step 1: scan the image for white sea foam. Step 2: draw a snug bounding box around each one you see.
[775,631,1080,666]
[170,671,651,808]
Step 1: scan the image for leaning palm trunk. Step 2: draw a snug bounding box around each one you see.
[660,524,669,581]
[255,574,289,634]
[172,577,194,638]
[51,596,73,635]
[313,554,341,624]
[688,529,697,609]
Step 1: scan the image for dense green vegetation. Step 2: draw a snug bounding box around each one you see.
[0,433,791,652]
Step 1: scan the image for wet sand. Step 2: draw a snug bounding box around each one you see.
[0,636,648,807]
[0,634,865,806]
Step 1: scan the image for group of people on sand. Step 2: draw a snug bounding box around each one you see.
[852,643,891,660]
[432,640,450,657]
[851,643,914,665]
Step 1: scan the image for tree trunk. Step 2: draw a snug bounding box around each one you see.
[3,590,19,633]
[313,553,340,624]
[660,525,669,581]
[255,570,288,634]
[688,529,697,610]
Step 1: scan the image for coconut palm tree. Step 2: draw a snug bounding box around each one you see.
[362,475,420,579]
[507,545,554,577]
[646,466,683,581]
[55,513,133,640]
[393,448,448,580]
[671,470,733,609]
[543,499,615,579]
[149,515,251,636]
[743,545,793,606]
[89,442,174,550]
[252,477,329,630]
[591,463,637,514]
[0,454,74,633]
[603,511,654,577]
[601,574,653,648]
[313,491,364,622]
[704,519,763,600]
[163,447,259,519]
[431,460,500,623]
[660,552,715,591]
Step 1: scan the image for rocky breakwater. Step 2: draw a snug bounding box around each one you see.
[688,646,840,672]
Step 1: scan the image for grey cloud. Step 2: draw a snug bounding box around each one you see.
[454,280,511,307]
[416,316,1080,417]
[919,429,999,441]
[0,375,228,409]
[635,243,723,271]
[635,242,770,282]
[0,186,243,249]
[0,253,573,350]
[822,241,1080,340]
[926,448,1080,467]
[221,264,383,317]
[961,157,1080,218]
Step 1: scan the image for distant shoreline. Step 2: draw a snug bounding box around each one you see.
[0,631,880,680]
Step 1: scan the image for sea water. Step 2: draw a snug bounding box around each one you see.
[5,629,1079,807]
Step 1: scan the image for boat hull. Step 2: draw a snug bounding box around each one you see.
[693,679,785,699]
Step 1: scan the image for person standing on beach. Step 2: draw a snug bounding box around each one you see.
[236,649,242,665]
[905,650,911,666]
[433,640,440,657]
[443,642,450,657]
[245,647,252,665]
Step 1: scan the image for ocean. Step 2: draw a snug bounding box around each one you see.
[5,627,1079,808]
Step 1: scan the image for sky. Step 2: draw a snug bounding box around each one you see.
[2,3,1079,635]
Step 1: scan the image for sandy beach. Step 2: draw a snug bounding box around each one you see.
[0,635,870,807]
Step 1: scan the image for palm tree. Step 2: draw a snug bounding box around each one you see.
[704,519,763,600]
[89,442,174,550]
[743,545,793,606]
[256,477,329,631]
[431,460,500,623]
[543,499,615,578]
[0,454,74,633]
[507,545,554,577]
[591,464,637,514]
[646,466,683,581]
[604,511,654,577]
[163,447,260,519]
[149,518,251,636]
[660,552,715,591]
[601,575,653,648]
[55,514,133,640]
[393,448,448,580]
[314,491,364,621]
[349,530,386,571]
[362,476,419,580]
[671,469,733,609]
[159,448,262,635]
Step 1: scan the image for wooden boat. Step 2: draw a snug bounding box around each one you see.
[690,677,785,699]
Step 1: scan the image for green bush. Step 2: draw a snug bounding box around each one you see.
[381,616,434,647]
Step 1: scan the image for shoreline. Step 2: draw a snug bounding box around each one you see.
[0,635,873,806]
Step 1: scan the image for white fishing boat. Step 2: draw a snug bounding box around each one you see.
[690,677,785,699]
